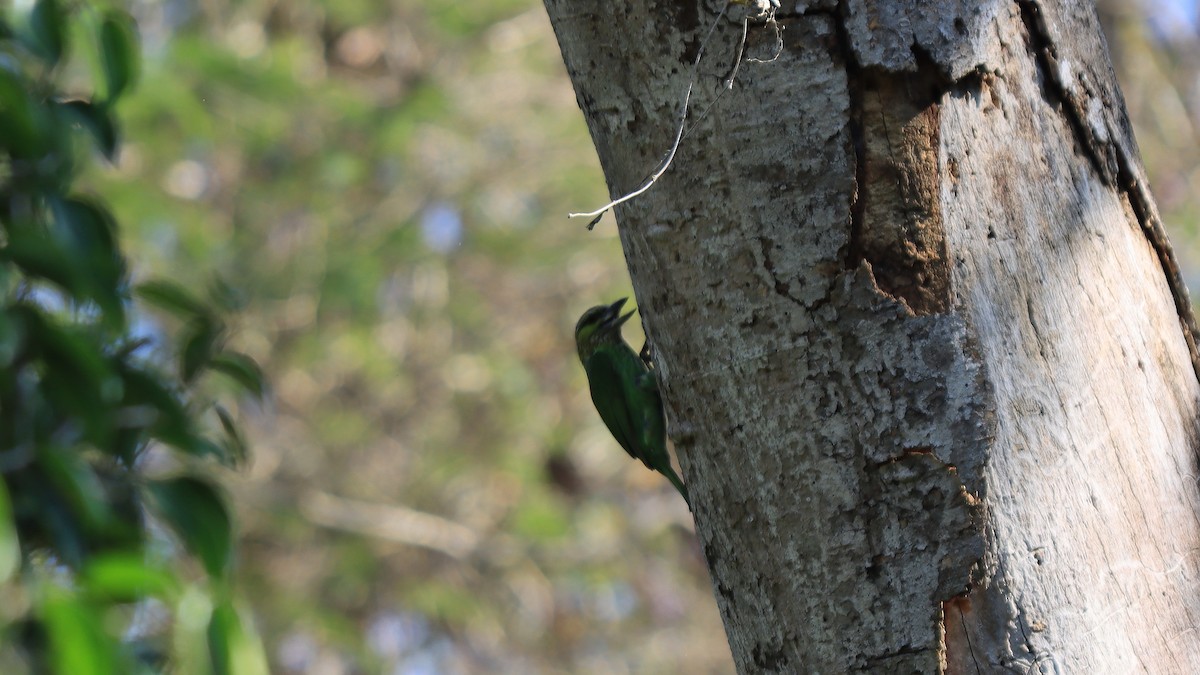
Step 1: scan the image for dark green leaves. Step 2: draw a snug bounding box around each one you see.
[181,316,224,383]
[136,279,267,399]
[3,200,127,328]
[0,4,264,670]
[209,352,266,399]
[0,68,48,159]
[27,0,67,66]
[214,406,248,465]
[99,12,139,104]
[62,99,119,160]
[136,280,212,318]
[50,196,127,323]
[117,363,193,451]
[148,477,232,579]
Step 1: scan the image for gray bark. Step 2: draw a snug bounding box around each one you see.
[544,0,1200,671]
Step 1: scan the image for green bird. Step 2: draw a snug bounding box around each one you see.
[575,298,689,508]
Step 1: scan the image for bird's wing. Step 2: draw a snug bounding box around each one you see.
[585,348,642,461]
[633,370,666,461]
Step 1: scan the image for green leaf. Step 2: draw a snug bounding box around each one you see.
[0,309,26,368]
[118,364,192,450]
[38,447,113,533]
[147,476,232,579]
[37,489,89,568]
[40,584,122,675]
[98,12,140,103]
[17,309,122,443]
[82,553,179,602]
[19,306,116,392]
[61,99,120,160]
[214,405,247,466]
[51,196,121,262]
[118,362,233,462]
[181,316,224,382]
[135,280,212,320]
[0,480,19,584]
[0,69,48,159]
[209,352,265,399]
[207,598,269,675]
[3,230,86,298]
[206,599,235,675]
[50,196,126,324]
[27,0,67,67]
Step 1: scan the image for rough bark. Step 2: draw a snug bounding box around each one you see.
[544,0,1200,671]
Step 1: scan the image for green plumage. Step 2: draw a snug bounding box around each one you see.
[575,299,689,508]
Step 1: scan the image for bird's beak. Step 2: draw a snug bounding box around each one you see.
[605,298,636,327]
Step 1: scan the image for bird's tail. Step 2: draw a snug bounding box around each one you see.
[663,467,691,511]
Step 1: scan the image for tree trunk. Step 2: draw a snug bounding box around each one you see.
[544,0,1200,671]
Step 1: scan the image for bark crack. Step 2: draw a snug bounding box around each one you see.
[859,644,935,672]
[756,236,805,307]
[1014,0,1112,181]
[1014,0,1200,381]
[831,3,868,278]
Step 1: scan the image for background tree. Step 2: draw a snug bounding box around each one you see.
[543,0,1200,670]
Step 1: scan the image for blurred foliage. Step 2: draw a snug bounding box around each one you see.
[7,0,1185,673]
[0,1,265,672]
[85,0,728,672]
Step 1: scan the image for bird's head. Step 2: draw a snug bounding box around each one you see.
[574,298,635,361]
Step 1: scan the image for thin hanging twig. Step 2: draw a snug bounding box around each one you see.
[569,1,734,227]
[570,1,783,227]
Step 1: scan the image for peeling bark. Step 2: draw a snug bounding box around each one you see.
[544,0,1200,671]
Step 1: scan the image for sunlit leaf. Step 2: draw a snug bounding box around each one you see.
[207,598,269,675]
[173,585,214,673]
[40,584,122,675]
[82,552,180,602]
[0,480,19,583]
